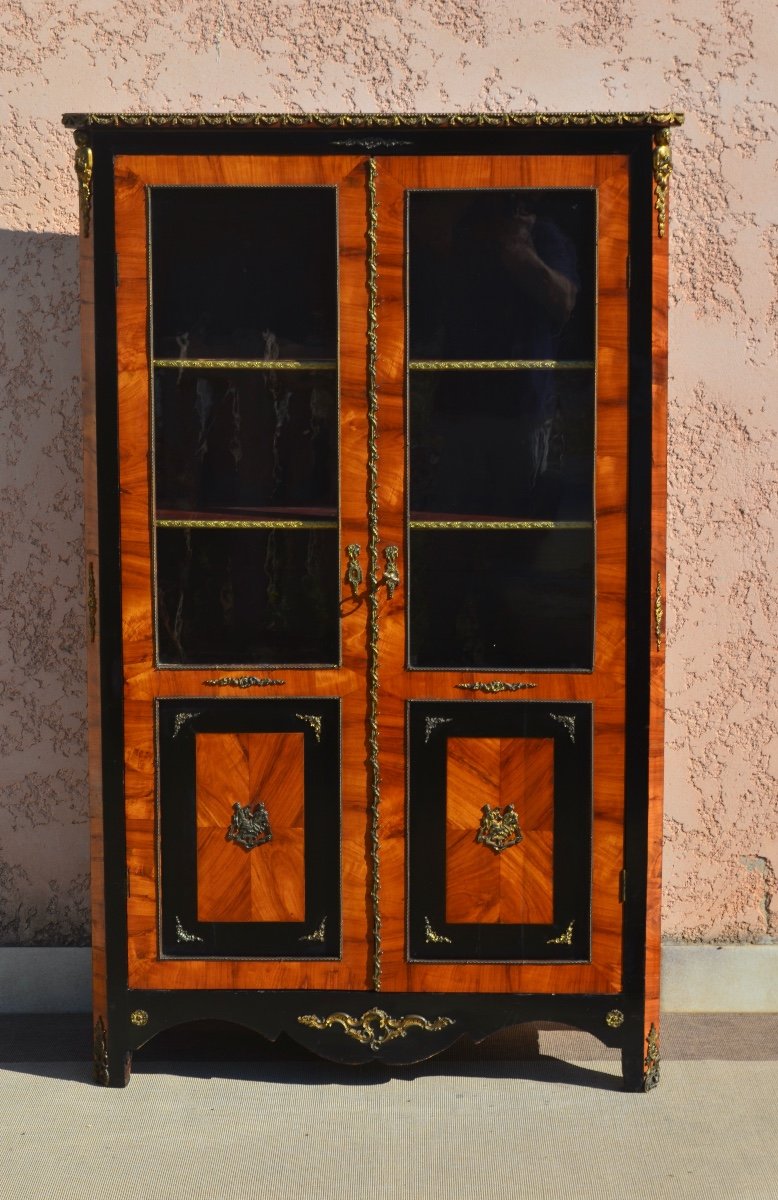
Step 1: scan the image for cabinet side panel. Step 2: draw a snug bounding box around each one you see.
[646,183,669,1053]
[80,211,107,1031]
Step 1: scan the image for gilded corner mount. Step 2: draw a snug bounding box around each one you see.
[653,129,672,238]
[74,135,93,237]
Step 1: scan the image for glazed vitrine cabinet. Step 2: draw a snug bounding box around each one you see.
[65,111,680,1089]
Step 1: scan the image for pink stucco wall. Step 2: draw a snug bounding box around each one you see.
[0,1,775,945]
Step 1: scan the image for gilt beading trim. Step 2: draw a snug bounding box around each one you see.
[64,112,684,132]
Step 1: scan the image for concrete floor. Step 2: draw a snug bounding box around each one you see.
[1,1014,776,1200]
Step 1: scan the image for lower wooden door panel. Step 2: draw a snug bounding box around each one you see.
[407,701,592,963]
[157,699,341,961]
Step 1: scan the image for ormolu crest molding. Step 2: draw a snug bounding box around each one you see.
[64,111,684,132]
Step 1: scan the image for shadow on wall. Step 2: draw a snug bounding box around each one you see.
[0,229,90,948]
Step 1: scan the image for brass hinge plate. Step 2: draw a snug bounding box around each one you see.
[619,869,627,904]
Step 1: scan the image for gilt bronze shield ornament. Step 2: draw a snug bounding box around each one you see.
[226,801,272,850]
[476,803,523,853]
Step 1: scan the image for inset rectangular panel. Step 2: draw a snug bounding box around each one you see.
[154,368,337,517]
[408,528,594,671]
[196,732,305,924]
[150,187,338,361]
[446,736,554,925]
[156,527,340,666]
[157,698,340,960]
[408,700,592,963]
[407,189,596,363]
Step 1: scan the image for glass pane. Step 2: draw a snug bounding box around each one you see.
[409,370,593,522]
[407,189,595,362]
[157,528,339,666]
[154,368,337,518]
[150,187,338,360]
[408,529,594,671]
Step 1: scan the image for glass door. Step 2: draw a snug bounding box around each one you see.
[115,154,372,991]
[373,155,631,995]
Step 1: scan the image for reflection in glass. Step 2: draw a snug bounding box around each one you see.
[150,187,338,361]
[408,529,594,671]
[407,189,595,363]
[409,370,594,521]
[154,369,337,518]
[157,528,339,666]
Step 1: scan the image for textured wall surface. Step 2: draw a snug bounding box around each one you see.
[0,0,775,946]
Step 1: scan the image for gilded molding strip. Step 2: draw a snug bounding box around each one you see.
[298,1008,455,1052]
[547,920,575,945]
[157,519,337,530]
[226,800,272,850]
[476,803,524,853]
[153,359,335,371]
[606,1009,625,1029]
[549,713,576,743]
[74,134,93,237]
[410,359,594,371]
[296,712,323,742]
[130,1009,148,1027]
[93,1017,109,1086]
[456,680,536,694]
[410,520,590,531]
[366,157,383,991]
[175,915,204,943]
[64,112,684,131]
[87,561,97,643]
[653,130,672,239]
[655,572,664,651]
[424,716,453,743]
[203,676,285,688]
[299,917,327,943]
[172,711,201,739]
[424,916,452,945]
[644,1023,661,1090]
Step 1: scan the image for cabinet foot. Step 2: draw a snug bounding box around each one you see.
[93,1017,132,1087]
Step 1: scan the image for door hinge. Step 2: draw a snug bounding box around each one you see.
[619,869,627,904]
[626,254,631,289]
[126,867,131,899]
[114,253,120,289]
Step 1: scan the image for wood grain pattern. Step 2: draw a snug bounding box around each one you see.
[375,155,629,994]
[645,171,670,1052]
[196,732,305,923]
[446,736,554,925]
[117,155,372,991]
[81,195,108,1029]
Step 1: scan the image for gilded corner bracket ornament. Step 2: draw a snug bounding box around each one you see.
[424,916,452,945]
[74,133,93,237]
[298,1008,455,1052]
[644,1023,661,1091]
[547,920,575,946]
[653,129,672,238]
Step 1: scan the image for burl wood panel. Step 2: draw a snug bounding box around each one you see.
[446,737,554,925]
[374,155,630,993]
[195,732,305,924]
[116,155,372,990]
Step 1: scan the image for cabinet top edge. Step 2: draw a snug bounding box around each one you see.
[62,111,684,135]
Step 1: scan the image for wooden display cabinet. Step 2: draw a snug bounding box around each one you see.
[64,111,680,1088]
